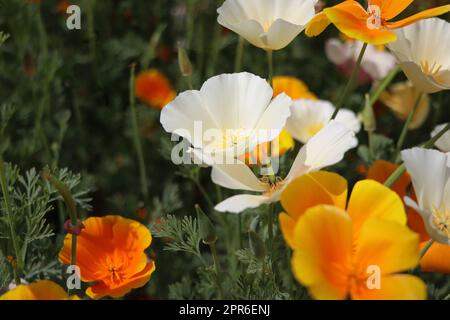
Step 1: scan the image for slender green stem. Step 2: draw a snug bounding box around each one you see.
[238,214,243,249]
[267,204,274,249]
[419,239,434,259]
[385,123,450,187]
[129,64,149,200]
[369,66,400,105]
[234,36,245,72]
[394,93,423,161]
[423,123,450,148]
[368,131,376,162]
[266,50,273,86]
[332,43,368,120]
[71,235,77,266]
[0,158,21,285]
[194,179,214,211]
[209,242,224,299]
[384,164,406,188]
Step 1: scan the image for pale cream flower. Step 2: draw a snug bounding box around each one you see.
[402,148,450,245]
[217,0,317,50]
[285,99,360,144]
[160,72,292,164]
[388,18,450,93]
[212,121,357,213]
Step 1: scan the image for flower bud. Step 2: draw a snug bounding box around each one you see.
[360,94,377,132]
[195,204,217,245]
[248,230,266,260]
[178,46,193,77]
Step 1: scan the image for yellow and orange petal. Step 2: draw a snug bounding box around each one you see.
[386,5,450,29]
[280,171,347,248]
[324,1,397,45]
[59,215,155,299]
[273,76,317,100]
[135,69,175,109]
[307,0,450,45]
[291,205,352,300]
[346,180,406,241]
[366,160,411,198]
[0,280,80,300]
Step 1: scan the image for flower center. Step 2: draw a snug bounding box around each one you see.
[432,207,450,239]
[420,60,443,77]
[260,176,284,196]
[208,128,252,150]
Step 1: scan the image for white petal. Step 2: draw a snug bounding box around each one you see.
[334,108,361,134]
[325,38,351,65]
[431,123,450,152]
[211,162,267,192]
[200,72,273,131]
[401,148,450,211]
[285,99,332,143]
[361,45,396,80]
[286,121,357,181]
[160,90,219,148]
[215,194,270,214]
[266,19,306,50]
[286,99,360,144]
[252,92,292,145]
[303,120,357,170]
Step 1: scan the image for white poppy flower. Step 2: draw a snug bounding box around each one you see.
[217,0,317,51]
[285,99,360,144]
[213,121,357,213]
[326,38,396,81]
[431,123,450,152]
[388,18,450,93]
[401,148,450,245]
[160,72,292,165]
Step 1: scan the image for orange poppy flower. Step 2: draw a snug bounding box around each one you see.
[0,280,79,300]
[59,215,156,299]
[280,171,425,299]
[366,160,450,274]
[272,76,317,101]
[306,0,450,45]
[135,69,176,109]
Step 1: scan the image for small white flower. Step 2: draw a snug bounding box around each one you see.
[160,72,292,164]
[402,148,450,245]
[388,18,450,93]
[285,99,360,144]
[213,121,357,213]
[326,38,396,81]
[431,123,450,152]
[217,0,317,51]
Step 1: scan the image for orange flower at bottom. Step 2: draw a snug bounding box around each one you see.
[0,280,79,300]
[59,215,155,300]
[135,69,175,109]
[280,171,425,300]
[366,160,450,274]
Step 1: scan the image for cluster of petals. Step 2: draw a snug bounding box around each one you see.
[280,171,425,300]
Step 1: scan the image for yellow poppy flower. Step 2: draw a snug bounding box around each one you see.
[280,171,425,300]
[0,280,80,300]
